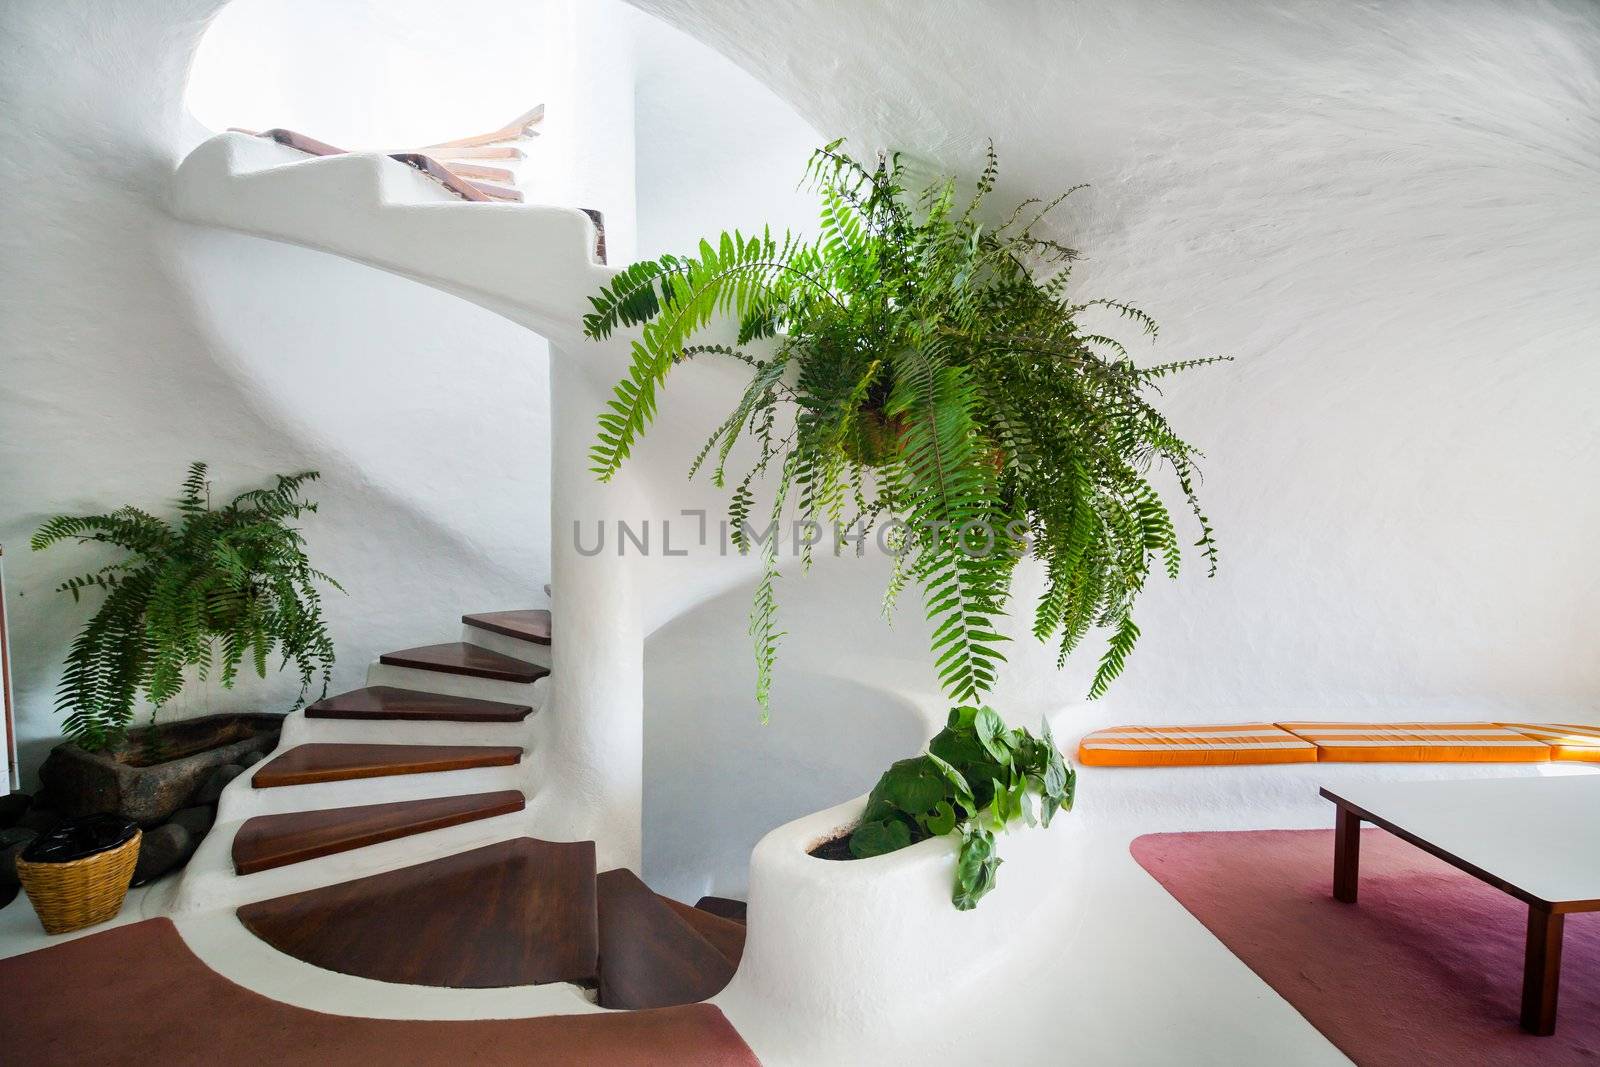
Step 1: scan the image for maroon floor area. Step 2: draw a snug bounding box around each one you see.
[0,919,759,1066]
[1132,828,1599,1066]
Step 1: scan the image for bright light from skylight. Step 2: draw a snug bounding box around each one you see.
[186,0,557,151]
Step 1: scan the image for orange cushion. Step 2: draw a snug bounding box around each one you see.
[1499,723,1600,762]
[1076,724,1317,767]
[1276,722,1551,763]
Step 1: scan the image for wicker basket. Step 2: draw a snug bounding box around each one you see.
[15,829,141,934]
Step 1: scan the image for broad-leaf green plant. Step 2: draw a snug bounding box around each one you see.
[850,705,1075,909]
[33,462,342,751]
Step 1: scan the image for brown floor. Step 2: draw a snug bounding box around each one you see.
[0,918,760,1066]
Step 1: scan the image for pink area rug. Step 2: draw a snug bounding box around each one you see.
[1132,829,1599,1066]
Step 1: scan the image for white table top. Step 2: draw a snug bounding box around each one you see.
[1322,773,1600,908]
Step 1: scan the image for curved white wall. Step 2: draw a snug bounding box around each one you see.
[633,0,1600,734]
[8,0,1597,908]
[0,0,555,783]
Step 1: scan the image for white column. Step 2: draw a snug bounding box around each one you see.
[545,344,645,869]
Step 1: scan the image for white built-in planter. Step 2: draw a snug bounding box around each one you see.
[715,792,1085,1063]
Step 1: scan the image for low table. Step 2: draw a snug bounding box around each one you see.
[1321,775,1600,1035]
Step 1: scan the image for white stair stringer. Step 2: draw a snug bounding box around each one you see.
[171,133,609,344]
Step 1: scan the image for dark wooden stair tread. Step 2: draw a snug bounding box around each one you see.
[306,686,532,722]
[462,609,552,645]
[595,869,738,1010]
[252,743,522,788]
[694,896,747,924]
[661,896,746,966]
[238,838,598,988]
[380,642,548,683]
[232,791,526,875]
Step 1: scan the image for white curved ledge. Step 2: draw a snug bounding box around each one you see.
[715,791,1086,1063]
[171,132,610,342]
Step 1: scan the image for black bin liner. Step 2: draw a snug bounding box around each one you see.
[20,813,138,864]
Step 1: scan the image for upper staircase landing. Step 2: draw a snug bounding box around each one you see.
[170,132,613,343]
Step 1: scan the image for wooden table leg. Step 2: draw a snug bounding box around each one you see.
[1332,805,1361,903]
[1521,906,1564,1035]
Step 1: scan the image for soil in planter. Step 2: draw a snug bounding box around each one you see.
[808,832,858,861]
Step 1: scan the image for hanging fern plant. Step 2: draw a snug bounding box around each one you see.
[585,142,1224,907]
[32,462,342,751]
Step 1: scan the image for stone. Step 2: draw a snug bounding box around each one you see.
[0,826,37,851]
[130,823,194,886]
[238,751,265,768]
[0,825,36,895]
[16,806,62,835]
[37,713,281,824]
[0,792,31,829]
[190,764,244,806]
[167,805,214,839]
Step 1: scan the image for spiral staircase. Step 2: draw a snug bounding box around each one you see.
[169,599,753,1057]
[160,125,1085,1066]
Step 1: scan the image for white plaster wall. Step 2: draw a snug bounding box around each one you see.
[632,0,1600,726]
[618,0,1600,893]
[632,12,821,260]
[0,0,555,785]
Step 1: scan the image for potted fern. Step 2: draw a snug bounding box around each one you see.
[584,142,1224,908]
[31,463,341,823]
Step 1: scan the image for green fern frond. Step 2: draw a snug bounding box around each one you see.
[33,464,343,750]
[583,139,1222,721]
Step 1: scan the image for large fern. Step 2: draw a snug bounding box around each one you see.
[33,462,342,750]
[584,141,1225,716]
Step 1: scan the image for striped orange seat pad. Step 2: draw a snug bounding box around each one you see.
[1499,723,1600,762]
[1076,724,1317,767]
[1276,722,1551,763]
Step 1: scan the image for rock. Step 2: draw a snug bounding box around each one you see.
[167,805,214,839]
[37,713,282,824]
[190,764,244,806]
[0,792,31,829]
[16,806,62,834]
[0,826,37,851]
[131,823,195,886]
[0,838,33,891]
[238,751,265,768]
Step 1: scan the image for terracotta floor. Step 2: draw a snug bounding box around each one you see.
[0,918,758,1066]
